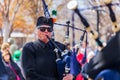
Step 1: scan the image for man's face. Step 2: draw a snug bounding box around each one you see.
[36,25,53,43]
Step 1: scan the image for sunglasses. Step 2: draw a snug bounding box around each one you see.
[38,27,53,32]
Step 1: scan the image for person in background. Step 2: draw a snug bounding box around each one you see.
[7,38,18,56]
[12,50,22,70]
[63,41,95,80]
[21,16,69,80]
[0,43,24,80]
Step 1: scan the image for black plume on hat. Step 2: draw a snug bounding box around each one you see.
[36,16,53,28]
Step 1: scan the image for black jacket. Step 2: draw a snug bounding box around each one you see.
[22,39,66,80]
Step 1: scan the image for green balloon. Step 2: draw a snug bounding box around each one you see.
[12,50,21,61]
[52,10,57,15]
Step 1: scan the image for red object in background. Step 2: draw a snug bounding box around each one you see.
[76,52,84,80]
[76,52,84,65]
[74,50,88,80]
[76,74,84,80]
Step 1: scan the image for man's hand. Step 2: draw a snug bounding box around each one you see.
[63,74,74,80]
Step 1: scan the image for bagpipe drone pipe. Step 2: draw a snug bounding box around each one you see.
[42,0,50,18]
[67,0,120,80]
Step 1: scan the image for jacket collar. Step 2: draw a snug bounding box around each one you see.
[36,39,53,49]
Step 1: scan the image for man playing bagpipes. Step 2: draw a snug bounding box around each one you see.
[22,16,73,80]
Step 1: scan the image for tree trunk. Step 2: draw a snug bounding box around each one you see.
[2,19,10,42]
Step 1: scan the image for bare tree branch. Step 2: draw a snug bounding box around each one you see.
[9,0,23,34]
[0,1,5,16]
[5,0,11,18]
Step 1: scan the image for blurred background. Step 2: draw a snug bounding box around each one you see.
[0,0,120,49]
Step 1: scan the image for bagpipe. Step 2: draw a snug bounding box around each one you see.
[67,0,120,80]
[46,35,71,79]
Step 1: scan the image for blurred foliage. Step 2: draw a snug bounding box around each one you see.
[0,0,120,46]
